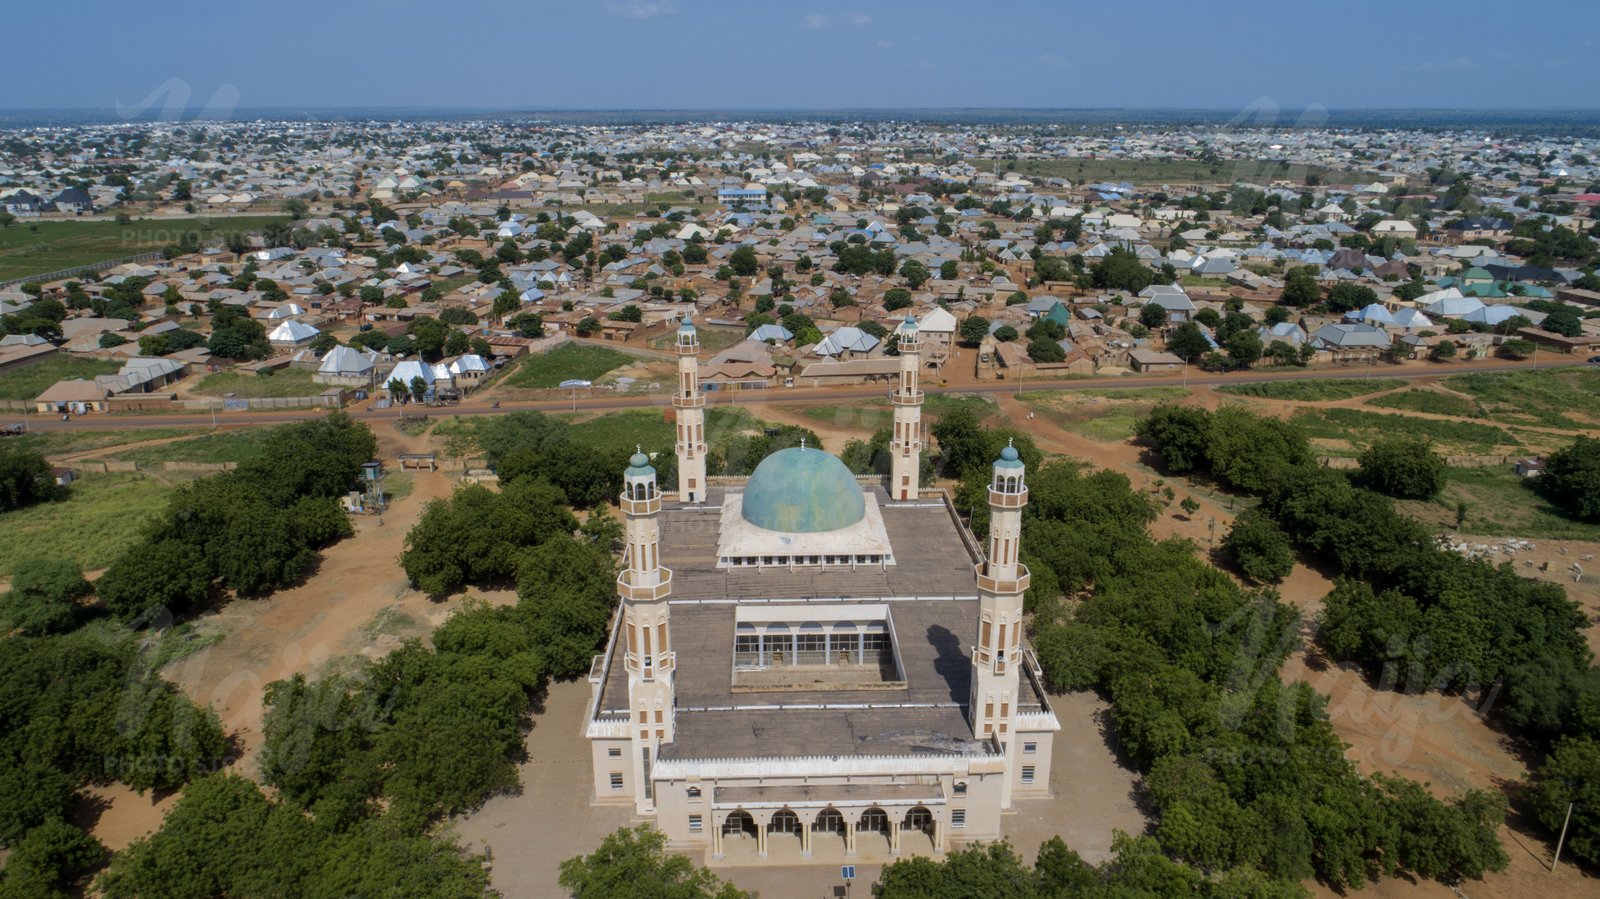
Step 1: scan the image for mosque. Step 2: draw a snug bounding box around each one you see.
[584,316,1060,863]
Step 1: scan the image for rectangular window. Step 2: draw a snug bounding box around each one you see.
[951,809,966,829]
[689,814,703,833]
[609,772,624,790]
[608,747,622,758]
[1023,741,1037,755]
[1022,765,1036,785]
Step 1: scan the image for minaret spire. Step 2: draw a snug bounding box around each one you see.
[618,451,675,813]
[970,443,1030,807]
[672,315,707,503]
[889,313,924,500]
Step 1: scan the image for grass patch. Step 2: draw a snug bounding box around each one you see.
[1367,389,1482,418]
[1441,367,1600,430]
[0,355,122,401]
[565,406,758,453]
[393,418,434,437]
[10,427,200,457]
[503,343,633,390]
[1399,465,1600,541]
[146,621,229,670]
[361,606,422,641]
[0,215,292,282]
[1217,378,1406,402]
[1020,390,1182,443]
[0,471,191,577]
[117,427,280,464]
[650,325,745,355]
[1290,408,1520,455]
[431,273,478,295]
[1076,387,1191,402]
[430,417,482,458]
[192,368,321,398]
[380,471,415,503]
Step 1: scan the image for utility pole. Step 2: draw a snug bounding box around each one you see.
[1552,801,1574,872]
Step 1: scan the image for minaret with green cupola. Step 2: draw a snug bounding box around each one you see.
[618,449,674,812]
[970,441,1030,806]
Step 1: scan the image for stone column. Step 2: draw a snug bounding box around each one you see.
[757,822,768,858]
[890,818,901,855]
[846,820,857,856]
[933,820,944,854]
[712,818,723,859]
[801,818,812,857]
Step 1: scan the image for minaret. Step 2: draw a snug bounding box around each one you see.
[970,441,1030,807]
[889,314,923,501]
[618,450,675,813]
[672,315,707,503]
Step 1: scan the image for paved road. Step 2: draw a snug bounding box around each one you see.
[0,358,1563,435]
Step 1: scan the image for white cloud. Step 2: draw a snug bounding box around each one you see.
[803,13,831,29]
[874,38,893,49]
[846,11,872,26]
[1036,53,1070,69]
[604,1,676,21]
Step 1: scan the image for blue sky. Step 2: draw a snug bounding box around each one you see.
[4,0,1597,111]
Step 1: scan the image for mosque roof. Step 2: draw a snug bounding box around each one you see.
[740,446,865,533]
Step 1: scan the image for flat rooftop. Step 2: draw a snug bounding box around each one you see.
[595,486,1050,761]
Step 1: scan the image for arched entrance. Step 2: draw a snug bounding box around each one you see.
[767,809,802,857]
[902,805,935,853]
[812,807,846,854]
[722,810,757,843]
[857,807,891,853]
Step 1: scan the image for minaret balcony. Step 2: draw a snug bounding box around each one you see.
[889,389,924,406]
[620,494,661,515]
[976,560,1030,596]
[988,487,1029,508]
[674,344,699,357]
[617,567,673,601]
[671,391,705,409]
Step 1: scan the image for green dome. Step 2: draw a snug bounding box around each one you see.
[741,447,865,533]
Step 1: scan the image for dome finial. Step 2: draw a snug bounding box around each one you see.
[800,437,807,450]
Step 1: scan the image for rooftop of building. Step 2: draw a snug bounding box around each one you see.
[594,485,1053,761]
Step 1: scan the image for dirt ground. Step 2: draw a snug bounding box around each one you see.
[82,423,501,849]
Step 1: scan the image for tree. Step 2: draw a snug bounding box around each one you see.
[1529,738,1600,866]
[1139,302,1168,329]
[1224,329,1263,368]
[1497,337,1536,359]
[1165,322,1211,361]
[940,259,958,280]
[1429,340,1457,361]
[883,288,913,311]
[1357,436,1447,500]
[1223,508,1295,583]
[0,443,52,511]
[1536,436,1600,522]
[576,317,601,337]
[2,558,91,636]
[1027,336,1066,363]
[1326,282,1378,314]
[993,324,1019,342]
[1281,266,1319,306]
[900,259,930,288]
[560,826,751,899]
[728,244,759,277]
[1,816,105,895]
[1090,246,1155,293]
[958,315,990,345]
